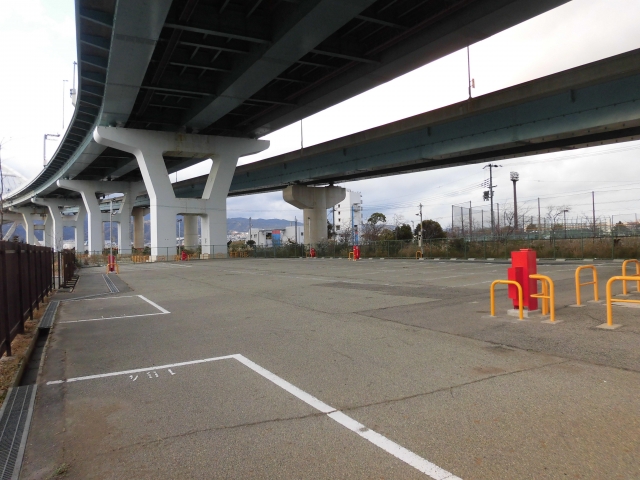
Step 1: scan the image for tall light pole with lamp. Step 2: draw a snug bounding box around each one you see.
[62,79,68,128]
[563,209,569,239]
[416,203,423,254]
[43,133,60,166]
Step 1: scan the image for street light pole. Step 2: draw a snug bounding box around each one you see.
[109,199,113,260]
[43,133,60,166]
[563,209,569,239]
[62,79,68,129]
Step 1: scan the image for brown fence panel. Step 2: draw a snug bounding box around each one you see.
[0,241,54,357]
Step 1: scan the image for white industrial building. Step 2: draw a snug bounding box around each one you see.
[249,225,304,246]
[333,190,363,239]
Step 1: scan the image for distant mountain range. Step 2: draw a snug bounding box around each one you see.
[2,217,299,243]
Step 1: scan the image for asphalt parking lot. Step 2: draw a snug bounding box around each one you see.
[21,258,640,479]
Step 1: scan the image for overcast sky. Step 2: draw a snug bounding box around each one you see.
[2,0,640,228]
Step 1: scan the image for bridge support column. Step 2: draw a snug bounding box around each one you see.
[93,127,269,258]
[183,215,198,250]
[283,185,345,245]
[74,204,86,252]
[132,207,147,250]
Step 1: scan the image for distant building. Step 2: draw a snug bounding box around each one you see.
[333,190,363,240]
[249,225,303,246]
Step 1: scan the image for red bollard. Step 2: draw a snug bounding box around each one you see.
[108,254,116,272]
[507,249,538,311]
[353,245,360,260]
[181,250,188,261]
[310,248,316,258]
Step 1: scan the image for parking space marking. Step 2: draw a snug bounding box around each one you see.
[58,295,171,324]
[46,353,461,479]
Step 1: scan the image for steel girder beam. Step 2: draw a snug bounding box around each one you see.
[179,0,378,131]
[244,0,571,137]
[159,49,640,201]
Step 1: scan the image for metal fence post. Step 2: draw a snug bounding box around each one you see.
[16,245,24,333]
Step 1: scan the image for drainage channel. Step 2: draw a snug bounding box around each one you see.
[0,302,57,479]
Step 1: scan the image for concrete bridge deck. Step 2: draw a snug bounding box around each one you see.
[21,259,640,479]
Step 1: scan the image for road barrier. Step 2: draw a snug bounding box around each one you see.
[348,252,355,261]
[575,265,599,305]
[605,275,640,328]
[416,251,423,259]
[530,274,556,322]
[106,262,120,274]
[132,255,149,263]
[490,280,523,320]
[621,259,640,295]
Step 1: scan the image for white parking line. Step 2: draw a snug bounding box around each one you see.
[58,295,171,324]
[46,353,461,479]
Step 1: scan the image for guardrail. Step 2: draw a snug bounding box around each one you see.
[621,259,640,295]
[0,242,54,357]
[490,280,523,320]
[575,265,599,305]
[530,274,556,322]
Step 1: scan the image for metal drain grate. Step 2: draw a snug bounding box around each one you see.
[102,274,119,293]
[0,385,37,480]
[38,301,59,330]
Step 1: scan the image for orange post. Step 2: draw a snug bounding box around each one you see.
[490,280,523,320]
[621,259,640,295]
[575,265,598,305]
[530,274,555,322]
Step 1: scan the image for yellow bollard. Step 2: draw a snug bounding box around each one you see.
[530,274,556,322]
[490,280,523,320]
[600,275,640,329]
[575,265,599,305]
[621,259,640,295]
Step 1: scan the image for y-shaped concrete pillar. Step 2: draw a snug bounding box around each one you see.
[32,198,64,250]
[283,186,346,245]
[57,179,145,254]
[9,207,38,244]
[93,127,268,258]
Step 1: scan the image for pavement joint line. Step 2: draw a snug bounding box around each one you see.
[45,353,461,479]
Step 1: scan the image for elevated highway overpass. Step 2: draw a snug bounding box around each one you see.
[5,0,625,254]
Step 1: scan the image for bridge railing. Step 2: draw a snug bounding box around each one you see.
[0,241,54,357]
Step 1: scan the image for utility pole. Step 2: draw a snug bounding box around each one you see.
[510,172,519,231]
[483,164,501,236]
[249,217,252,243]
[592,191,596,238]
[294,216,297,244]
[109,199,113,259]
[538,197,542,239]
[416,203,423,254]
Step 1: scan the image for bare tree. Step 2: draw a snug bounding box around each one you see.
[498,202,531,240]
[545,205,571,238]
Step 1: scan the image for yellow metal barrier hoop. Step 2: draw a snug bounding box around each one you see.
[606,275,640,327]
[530,274,555,322]
[490,280,523,320]
[106,263,119,274]
[416,251,423,259]
[575,265,598,305]
[621,259,640,295]
[348,252,355,261]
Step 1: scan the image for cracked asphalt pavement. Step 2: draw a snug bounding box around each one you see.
[21,258,640,479]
